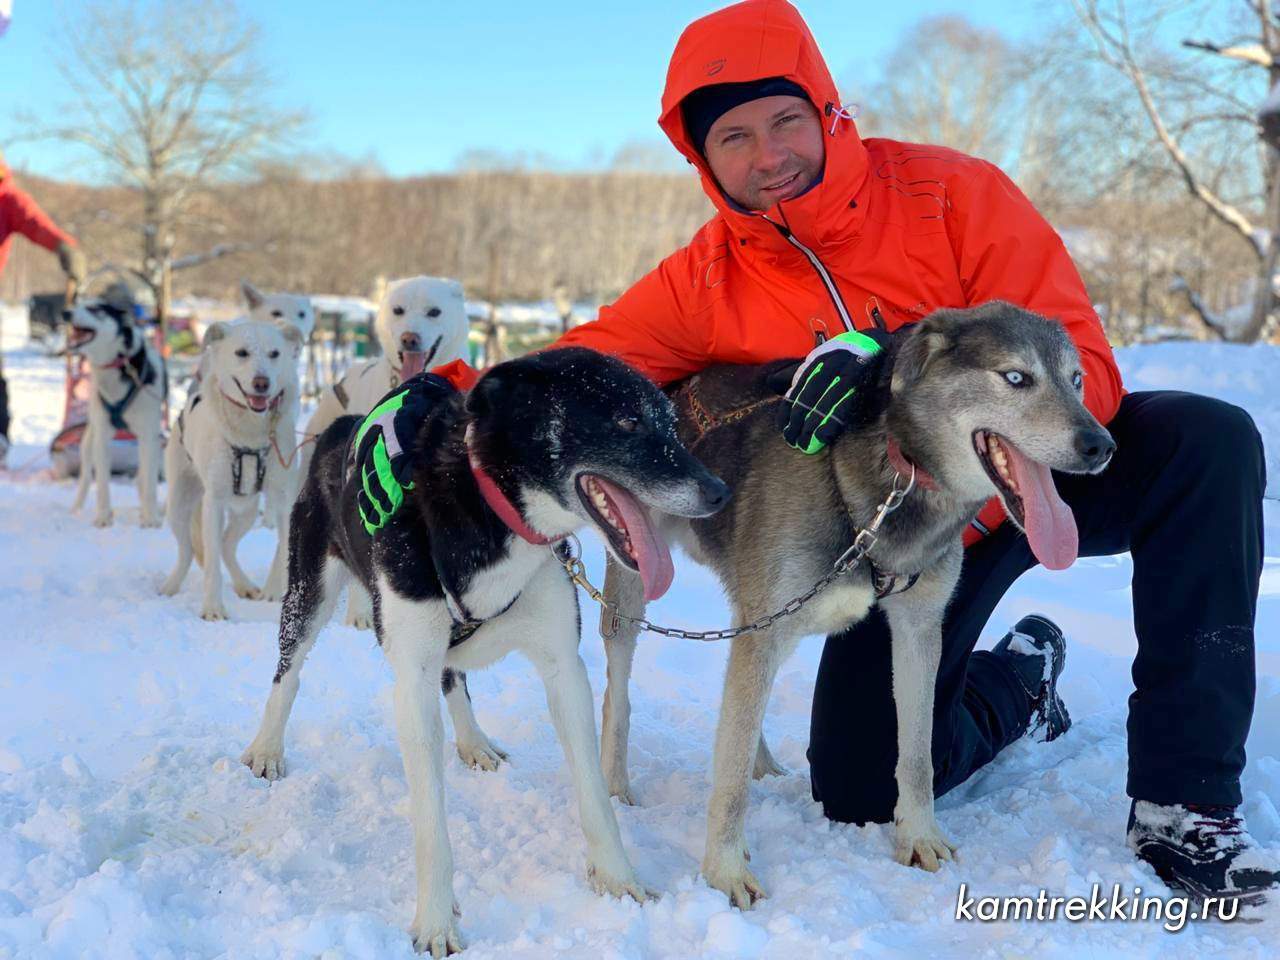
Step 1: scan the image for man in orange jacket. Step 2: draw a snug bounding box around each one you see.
[0,150,86,465]
[356,0,1273,903]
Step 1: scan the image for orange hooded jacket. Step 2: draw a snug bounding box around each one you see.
[0,159,77,279]
[438,0,1125,545]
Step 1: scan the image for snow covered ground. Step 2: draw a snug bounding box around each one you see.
[2,306,1279,958]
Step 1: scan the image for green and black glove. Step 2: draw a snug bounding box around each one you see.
[354,373,455,534]
[779,329,892,454]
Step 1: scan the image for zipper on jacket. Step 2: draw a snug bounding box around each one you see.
[764,218,865,333]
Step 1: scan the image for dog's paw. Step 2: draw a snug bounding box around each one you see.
[344,608,374,630]
[139,514,163,529]
[608,781,638,806]
[702,851,767,909]
[92,511,114,528]
[456,736,508,772]
[233,583,263,600]
[409,912,464,957]
[587,863,656,903]
[893,815,957,872]
[158,576,182,597]
[240,744,286,781]
[200,601,229,622]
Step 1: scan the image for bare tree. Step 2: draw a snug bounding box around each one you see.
[1071,0,1277,341]
[19,0,303,335]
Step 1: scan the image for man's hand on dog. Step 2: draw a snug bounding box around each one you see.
[355,373,454,534]
[777,329,892,454]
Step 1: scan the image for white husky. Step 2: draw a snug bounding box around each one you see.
[300,276,471,628]
[160,320,303,620]
[242,280,316,341]
[66,299,165,529]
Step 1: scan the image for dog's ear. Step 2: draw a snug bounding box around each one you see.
[241,280,265,310]
[890,317,951,393]
[279,323,304,357]
[202,321,231,349]
[465,368,504,419]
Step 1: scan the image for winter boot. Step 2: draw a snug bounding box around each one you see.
[990,613,1071,742]
[1128,800,1280,905]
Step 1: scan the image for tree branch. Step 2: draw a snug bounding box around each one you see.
[1181,39,1273,66]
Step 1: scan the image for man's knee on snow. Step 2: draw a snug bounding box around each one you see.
[1141,393,1263,483]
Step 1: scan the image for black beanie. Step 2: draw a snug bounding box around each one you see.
[681,77,811,156]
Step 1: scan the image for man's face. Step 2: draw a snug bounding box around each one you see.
[702,94,825,211]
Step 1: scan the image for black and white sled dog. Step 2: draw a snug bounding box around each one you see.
[299,275,471,629]
[598,303,1116,908]
[160,320,304,620]
[240,348,728,955]
[65,299,165,528]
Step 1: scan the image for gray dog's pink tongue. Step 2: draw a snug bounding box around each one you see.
[399,350,427,380]
[591,476,675,600]
[1004,442,1078,570]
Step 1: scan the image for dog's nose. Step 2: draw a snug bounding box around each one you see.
[1075,427,1116,469]
[400,331,423,352]
[251,375,270,394]
[700,475,731,513]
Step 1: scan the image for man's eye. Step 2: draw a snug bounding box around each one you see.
[777,114,799,125]
[721,132,746,145]
[235,348,249,358]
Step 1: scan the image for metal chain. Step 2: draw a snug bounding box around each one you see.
[557,464,916,642]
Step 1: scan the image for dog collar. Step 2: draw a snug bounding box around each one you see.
[464,423,562,546]
[886,435,940,492]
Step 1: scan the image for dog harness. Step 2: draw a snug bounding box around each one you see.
[98,345,163,432]
[229,444,270,496]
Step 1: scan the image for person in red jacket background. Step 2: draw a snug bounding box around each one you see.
[355,0,1272,905]
[0,149,86,464]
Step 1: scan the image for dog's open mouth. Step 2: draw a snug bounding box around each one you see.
[973,430,1078,571]
[576,473,674,601]
[67,326,95,350]
[398,335,443,381]
[235,379,282,414]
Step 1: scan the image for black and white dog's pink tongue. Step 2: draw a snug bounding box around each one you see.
[592,476,674,601]
[1005,444,1078,570]
[400,350,427,380]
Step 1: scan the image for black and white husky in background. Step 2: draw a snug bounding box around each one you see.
[240,348,728,956]
[65,299,165,528]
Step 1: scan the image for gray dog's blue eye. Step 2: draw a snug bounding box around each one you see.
[1003,370,1029,387]
[1072,371,1083,390]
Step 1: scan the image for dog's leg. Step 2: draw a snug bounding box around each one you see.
[344,581,375,630]
[159,464,199,596]
[522,563,652,903]
[199,494,230,620]
[442,669,508,771]
[380,590,463,957]
[702,628,797,909]
[89,409,113,528]
[221,507,261,599]
[71,420,92,514]
[136,427,162,528]
[260,472,296,602]
[600,555,643,804]
[880,571,958,872]
[242,557,348,780]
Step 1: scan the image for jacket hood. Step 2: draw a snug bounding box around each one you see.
[658,0,869,250]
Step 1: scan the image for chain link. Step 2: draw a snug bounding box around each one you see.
[558,465,916,642]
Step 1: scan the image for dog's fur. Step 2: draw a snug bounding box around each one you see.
[66,300,165,528]
[242,280,316,342]
[598,302,1116,907]
[300,276,471,629]
[240,347,728,954]
[160,320,304,620]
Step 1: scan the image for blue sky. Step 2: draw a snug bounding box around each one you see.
[0,0,1046,182]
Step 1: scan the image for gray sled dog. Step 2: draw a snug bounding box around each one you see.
[65,299,165,529]
[241,347,728,955]
[160,320,304,620]
[598,302,1116,907]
